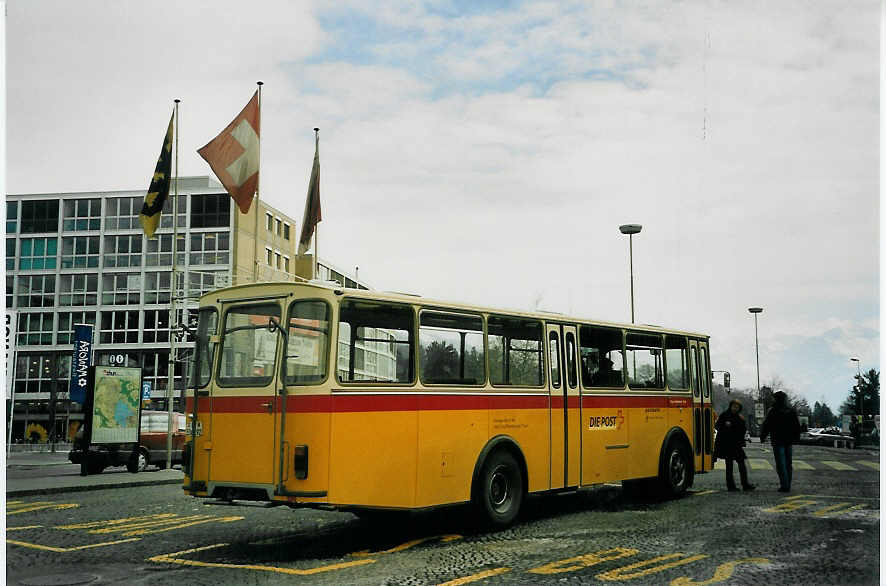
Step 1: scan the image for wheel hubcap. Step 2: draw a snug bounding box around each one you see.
[670,452,685,487]
[489,466,511,511]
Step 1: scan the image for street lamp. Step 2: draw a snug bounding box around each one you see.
[619,224,642,323]
[748,307,763,401]
[850,357,862,436]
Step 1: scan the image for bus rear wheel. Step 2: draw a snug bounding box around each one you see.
[475,450,523,528]
[659,440,692,497]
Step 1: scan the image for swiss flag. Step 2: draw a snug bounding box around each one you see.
[198,91,260,214]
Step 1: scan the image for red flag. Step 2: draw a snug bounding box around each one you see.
[298,131,321,254]
[198,91,260,213]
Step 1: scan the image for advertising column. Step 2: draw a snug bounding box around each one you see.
[6,310,17,456]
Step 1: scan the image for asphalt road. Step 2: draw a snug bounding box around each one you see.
[6,443,879,585]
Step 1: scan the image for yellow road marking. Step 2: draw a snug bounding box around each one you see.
[820,461,856,471]
[857,461,879,470]
[351,535,461,557]
[691,490,717,496]
[792,460,814,470]
[670,557,771,585]
[763,499,818,513]
[437,567,510,585]
[784,493,879,501]
[7,525,43,531]
[88,515,211,534]
[747,459,773,470]
[7,500,23,505]
[121,516,243,536]
[8,537,140,552]
[813,503,865,517]
[596,553,708,581]
[7,503,79,515]
[57,514,177,530]
[529,548,638,575]
[148,543,376,575]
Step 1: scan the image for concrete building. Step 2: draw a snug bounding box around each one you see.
[4,176,365,444]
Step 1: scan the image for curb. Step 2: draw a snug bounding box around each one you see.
[7,477,183,498]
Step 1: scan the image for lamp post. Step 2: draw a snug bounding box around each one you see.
[748,307,763,401]
[619,224,642,323]
[850,357,862,437]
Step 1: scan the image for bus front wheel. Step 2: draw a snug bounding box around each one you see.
[659,439,692,497]
[475,450,523,528]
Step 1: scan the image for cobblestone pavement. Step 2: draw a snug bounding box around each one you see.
[6,443,879,585]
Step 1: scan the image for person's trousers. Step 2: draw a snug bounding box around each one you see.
[725,457,751,489]
[772,443,793,490]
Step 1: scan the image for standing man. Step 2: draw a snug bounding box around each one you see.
[759,391,801,492]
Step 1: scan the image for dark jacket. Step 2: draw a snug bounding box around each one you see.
[760,406,801,446]
[714,410,747,460]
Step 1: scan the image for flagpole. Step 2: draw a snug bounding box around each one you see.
[313,128,319,279]
[166,98,180,470]
[253,81,263,283]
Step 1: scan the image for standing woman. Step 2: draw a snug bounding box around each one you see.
[714,399,756,491]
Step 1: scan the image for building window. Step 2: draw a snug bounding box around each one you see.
[144,272,171,305]
[19,238,58,270]
[189,232,229,265]
[62,198,101,231]
[266,247,273,266]
[59,274,98,306]
[104,235,143,268]
[17,312,54,345]
[160,194,187,229]
[190,194,230,229]
[6,276,14,308]
[275,252,282,270]
[7,201,18,233]
[143,310,170,343]
[275,218,281,236]
[20,200,59,233]
[101,273,142,305]
[100,310,140,344]
[14,353,57,394]
[141,350,171,393]
[283,223,290,240]
[145,234,172,266]
[188,270,223,297]
[266,212,273,231]
[16,275,55,308]
[6,238,15,270]
[57,311,96,345]
[283,256,290,273]
[105,197,141,230]
[61,236,100,268]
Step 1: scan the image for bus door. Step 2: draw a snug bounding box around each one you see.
[546,324,581,490]
[208,302,283,496]
[689,339,713,473]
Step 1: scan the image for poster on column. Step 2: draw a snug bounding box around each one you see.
[89,366,142,444]
[69,324,93,404]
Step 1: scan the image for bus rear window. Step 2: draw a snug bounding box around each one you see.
[285,300,330,385]
[218,304,280,387]
[338,300,414,383]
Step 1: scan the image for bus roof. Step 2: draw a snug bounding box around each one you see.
[200,280,710,340]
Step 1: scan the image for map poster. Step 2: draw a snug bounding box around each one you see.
[89,366,142,445]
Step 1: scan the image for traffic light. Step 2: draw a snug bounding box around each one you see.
[723,372,731,388]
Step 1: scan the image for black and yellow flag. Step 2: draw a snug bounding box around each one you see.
[139,111,174,238]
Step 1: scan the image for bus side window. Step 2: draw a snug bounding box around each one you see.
[625,332,664,389]
[338,299,414,384]
[665,335,689,391]
[579,325,625,388]
[549,332,561,389]
[488,316,544,387]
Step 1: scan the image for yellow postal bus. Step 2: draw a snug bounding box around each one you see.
[183,281,714,526]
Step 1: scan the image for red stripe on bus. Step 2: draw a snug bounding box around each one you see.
[186,393,693,414]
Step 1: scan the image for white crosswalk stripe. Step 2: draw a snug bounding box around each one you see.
[820,461,857,471]
[711,459,878,472]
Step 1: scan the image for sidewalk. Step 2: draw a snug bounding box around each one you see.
[6,450,184,497]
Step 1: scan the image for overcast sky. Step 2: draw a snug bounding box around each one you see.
[5,1,880,412]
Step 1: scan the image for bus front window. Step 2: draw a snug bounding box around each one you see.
[193,307,218,388]
[218,304,281,387]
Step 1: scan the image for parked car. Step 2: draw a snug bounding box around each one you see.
[69,411,189,474]
[798,426,855,448]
